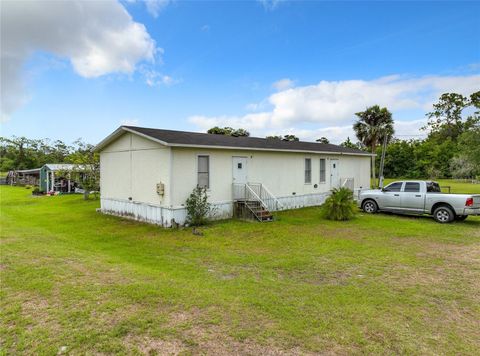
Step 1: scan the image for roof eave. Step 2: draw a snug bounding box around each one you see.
[167,143,374,156]
[94,126,169,152]
[122,126,169,146]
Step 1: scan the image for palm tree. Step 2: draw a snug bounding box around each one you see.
[353,105,394,187]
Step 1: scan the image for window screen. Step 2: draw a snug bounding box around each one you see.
[319,159,326,183]
[404,182,420,192]
[384,182,402,192]
[197,156,209,188]
[305,158,312,184]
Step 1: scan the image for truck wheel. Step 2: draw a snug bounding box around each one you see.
[433,206,454,223]
[362,199,378,214]
[455,215,468,221]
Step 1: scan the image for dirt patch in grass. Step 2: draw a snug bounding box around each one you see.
[124,335,186,355]
[446,243,480,263]
[276,268,353,286]
[6,291,63,345]
[62,258,135,286]
[121,306,314,355]
[384,240,480,289]
[124,326,310,356]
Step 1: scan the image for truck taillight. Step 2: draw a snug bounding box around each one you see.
[466,197,473,207]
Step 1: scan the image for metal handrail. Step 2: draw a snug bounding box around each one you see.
[245,184,268,210]
[244,184,267,221]
[233,182,283,212]
[244,183,282,212]
[340,177,354,191]
[260,184,284,211]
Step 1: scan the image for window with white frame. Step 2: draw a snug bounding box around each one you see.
[305,158,312,184]
[319,158,326,183]
[197,155,209,188]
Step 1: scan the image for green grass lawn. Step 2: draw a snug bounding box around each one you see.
[1,186,480,355]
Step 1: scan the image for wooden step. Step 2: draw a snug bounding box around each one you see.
[249,208,266,213]
[236,200,274,222]
[255,210,273,221]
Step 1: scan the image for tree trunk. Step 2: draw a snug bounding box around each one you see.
[83,189,89,200]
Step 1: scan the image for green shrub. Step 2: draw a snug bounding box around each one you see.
[185,186,213,226]
[322,187,356,221]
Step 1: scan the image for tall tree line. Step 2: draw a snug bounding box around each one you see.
[0,137,95,172]
[355,91,480,181]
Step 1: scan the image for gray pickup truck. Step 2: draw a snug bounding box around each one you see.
[358,180,480,223]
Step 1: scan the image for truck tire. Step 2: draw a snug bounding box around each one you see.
[455,215,468,221]
[362,199,378,214]
[433,205,455,223]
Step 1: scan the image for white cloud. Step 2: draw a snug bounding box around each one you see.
[267,75,479,127]
[272,78,295,91]
[258,0,284,11]
[245,103,260,111]
[0,0,157,121]
[141,67,178,87]
[188,74,479,143]
[120,118,140,126]
[394,119,428,139]
[145,0,171,18]
[189,113,272,132]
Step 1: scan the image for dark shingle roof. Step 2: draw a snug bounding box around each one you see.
[110,126,370,156]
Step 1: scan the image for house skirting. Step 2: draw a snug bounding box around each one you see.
[100,192,328,227]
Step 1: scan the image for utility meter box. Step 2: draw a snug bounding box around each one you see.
[156,182,165,196]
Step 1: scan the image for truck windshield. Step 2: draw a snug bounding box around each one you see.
[426,182,441,193]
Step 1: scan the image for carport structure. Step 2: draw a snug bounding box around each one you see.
[40,164,79,193]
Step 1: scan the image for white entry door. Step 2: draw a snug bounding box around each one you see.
[232,157,248,184]
[330,159,339,188]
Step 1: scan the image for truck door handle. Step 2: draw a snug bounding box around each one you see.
[415,195,421,197]
[394,194,399,196]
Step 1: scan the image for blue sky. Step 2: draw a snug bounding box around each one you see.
[1,0,479,144]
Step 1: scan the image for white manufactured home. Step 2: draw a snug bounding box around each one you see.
[95,126,372,226]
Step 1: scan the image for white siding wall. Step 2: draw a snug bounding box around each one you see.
[171,147,370,207]
[99,132,171,206]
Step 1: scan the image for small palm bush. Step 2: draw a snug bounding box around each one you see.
[322,187,356,221]
[185,186,212,226]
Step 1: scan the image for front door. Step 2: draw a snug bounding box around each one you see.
[379,181,403,210]
[330,159,339,188]
[232,157,248,184]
